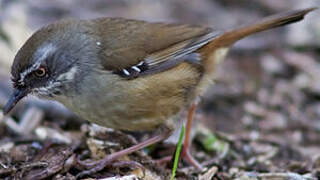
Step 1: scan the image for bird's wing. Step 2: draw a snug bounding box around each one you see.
[95,18,220,78]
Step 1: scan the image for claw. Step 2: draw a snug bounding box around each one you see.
[76,158,145,179]
[113,160,145,176]
[76,127,172,178]
[76,157,112,178]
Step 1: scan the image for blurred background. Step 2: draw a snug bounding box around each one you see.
[0,0,320,179]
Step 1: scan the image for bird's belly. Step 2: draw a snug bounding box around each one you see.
[66,92,184,131]
[72,102,170,131]
[61,63,202,131]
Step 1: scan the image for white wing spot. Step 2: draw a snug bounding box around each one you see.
[122,69,130,76]
[131,66,141,72]
[137,61,144,66]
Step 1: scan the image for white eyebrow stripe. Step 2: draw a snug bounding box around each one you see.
[18,43,57,84]
[18,61,41,85]
[35,43,57,62]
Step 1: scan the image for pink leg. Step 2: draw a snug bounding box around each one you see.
[76,127,172,178]
[181,103,203,170]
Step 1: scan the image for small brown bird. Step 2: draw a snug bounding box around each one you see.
[3,8,316,177]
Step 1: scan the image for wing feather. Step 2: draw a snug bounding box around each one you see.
[93,18,221,78]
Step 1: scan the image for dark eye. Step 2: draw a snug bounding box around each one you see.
[34,67,47,78]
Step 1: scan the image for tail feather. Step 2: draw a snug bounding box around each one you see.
[196,8,316,95]
[201,7,317,52]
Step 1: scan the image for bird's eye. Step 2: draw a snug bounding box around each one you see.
[34,67,47,78]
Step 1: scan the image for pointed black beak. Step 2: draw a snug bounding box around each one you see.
[3,88,29,115]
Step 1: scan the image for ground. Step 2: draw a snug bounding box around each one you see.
[0,0,320,179]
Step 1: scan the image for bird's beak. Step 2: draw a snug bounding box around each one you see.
[3,88,29,115]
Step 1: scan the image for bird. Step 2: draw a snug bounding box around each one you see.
[2,7,316,178]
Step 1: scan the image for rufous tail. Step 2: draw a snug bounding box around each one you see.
[198,8,317,94]
[196,7,316,94]
[205,7,316,50]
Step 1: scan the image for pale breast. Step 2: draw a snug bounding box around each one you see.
[62,62,201,131]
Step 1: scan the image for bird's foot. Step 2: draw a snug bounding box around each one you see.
[181,147,203,170]
[155,145,203,170]
[76,155,144,179]
[75,128,172,179]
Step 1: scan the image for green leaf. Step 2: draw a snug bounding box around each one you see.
[170,124,185,180]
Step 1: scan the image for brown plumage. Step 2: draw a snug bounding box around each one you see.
[3,7,316,176]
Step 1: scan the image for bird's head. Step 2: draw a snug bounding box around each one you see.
[3,19,100,114]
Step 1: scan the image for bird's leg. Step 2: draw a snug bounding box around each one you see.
[76,126,173,178]
[155,102,203,170]
[181,102,203,170]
